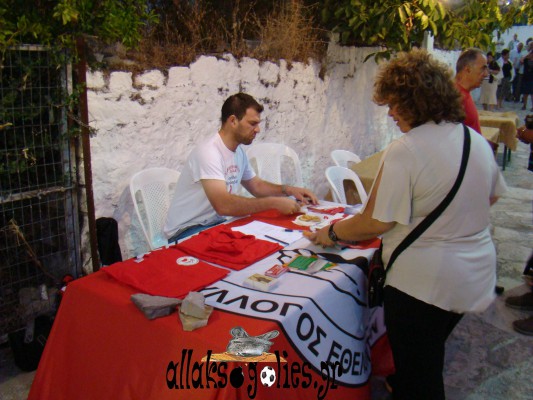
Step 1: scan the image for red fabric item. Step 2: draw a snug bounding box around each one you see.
[306,206,345,215]
[457,83,481,134]
[176,224,282,270]
[338,237,381,250]
[103,247,229,298]
[228,209,311,231]
[246,209,308,230]
[371,333,396,377]
[28,271,372,400]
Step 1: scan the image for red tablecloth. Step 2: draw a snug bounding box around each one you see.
[29,210,394,399]
[28,271,392,399]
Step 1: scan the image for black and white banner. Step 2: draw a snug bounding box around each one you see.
[201,239,387,386]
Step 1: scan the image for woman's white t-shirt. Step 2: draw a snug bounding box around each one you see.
[367,122,507,313]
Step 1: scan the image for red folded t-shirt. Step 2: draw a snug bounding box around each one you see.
[103,247,229,298]
[176,224,282,270]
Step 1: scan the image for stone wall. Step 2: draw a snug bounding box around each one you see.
[84,43,459,265]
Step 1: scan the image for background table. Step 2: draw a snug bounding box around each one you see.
[351,151,383,195]
[479,110,520,169]
[480,126,500,145]
[28,212,393,400]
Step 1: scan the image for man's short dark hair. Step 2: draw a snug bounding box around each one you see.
[221,93,264,124]
[456,48,484,74]
[501,49,510,57]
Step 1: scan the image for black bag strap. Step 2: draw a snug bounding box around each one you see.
[385,124,471,273]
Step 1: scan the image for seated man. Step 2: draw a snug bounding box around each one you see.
[164,92,318,242]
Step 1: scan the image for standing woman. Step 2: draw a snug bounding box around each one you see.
[305,49,507,400]
[479,51,502,110]
[496,49,514,108]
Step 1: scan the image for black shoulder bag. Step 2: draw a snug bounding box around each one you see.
[368,124,471,308]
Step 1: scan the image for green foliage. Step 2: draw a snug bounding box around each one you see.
[522,0,533,25]
[322,0,524,60]
[0,0,158,58]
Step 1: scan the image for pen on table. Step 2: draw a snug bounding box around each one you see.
[264,235,289,246]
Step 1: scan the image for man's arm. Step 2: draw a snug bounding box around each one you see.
[201,179,302,216]
[241,176,318,204]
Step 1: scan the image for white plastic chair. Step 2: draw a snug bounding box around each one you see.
[330,149,362,168]
[245,143,303,186]
[129,167,180,250]
[325,166,368,205]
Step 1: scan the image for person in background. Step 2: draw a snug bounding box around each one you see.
[494,32,504,59]
[510,42,524,102]
[504,122,533,335]
[496,49,514,109]
[454,48,489,134]
[508,33,519,51]
[164,93,318,242]
[305,49,507,400]
[520,41,533,111]
[517,120,533,172]
[506,252,533,335]
[479,52,502,111]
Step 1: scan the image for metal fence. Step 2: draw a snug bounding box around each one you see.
[0,45,81,335]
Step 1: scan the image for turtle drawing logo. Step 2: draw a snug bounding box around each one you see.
[226,327,280,388]
[226,326,279,357]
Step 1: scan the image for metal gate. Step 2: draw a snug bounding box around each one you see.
[0,45,81,336]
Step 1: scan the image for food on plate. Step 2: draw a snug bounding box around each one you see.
[297,214,321,222]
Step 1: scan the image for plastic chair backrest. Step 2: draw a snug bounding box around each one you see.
[330,149,362,168]
[129,167,180,250]
[325,166,368,205]
[245,143,303,186]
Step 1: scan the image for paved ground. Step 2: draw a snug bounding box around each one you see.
[1,101,532,400]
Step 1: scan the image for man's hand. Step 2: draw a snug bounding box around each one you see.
[285,186,318,205]
[242,177,318,204]
[271,197,302,215]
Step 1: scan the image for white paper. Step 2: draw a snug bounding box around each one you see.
[231,221,303,245]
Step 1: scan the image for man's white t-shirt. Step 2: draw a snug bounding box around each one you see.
[164,134,255,238]
[510,48,523,74]
[364,122,507,313]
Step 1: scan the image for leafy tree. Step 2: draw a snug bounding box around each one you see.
[322,0,524,60]
[0,0,158,59]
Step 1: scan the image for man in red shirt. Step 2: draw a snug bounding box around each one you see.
[455,48,489,134]
[455,48,503,295]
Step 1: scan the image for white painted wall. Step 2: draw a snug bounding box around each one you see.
[496,25,533,50]
[84,43,462,266]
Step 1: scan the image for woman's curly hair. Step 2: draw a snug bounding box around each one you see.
[373,49,465,129]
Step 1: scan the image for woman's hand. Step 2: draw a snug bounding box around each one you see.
[303,227,336,248]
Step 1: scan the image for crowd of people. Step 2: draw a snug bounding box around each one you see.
[481,33,533,111]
